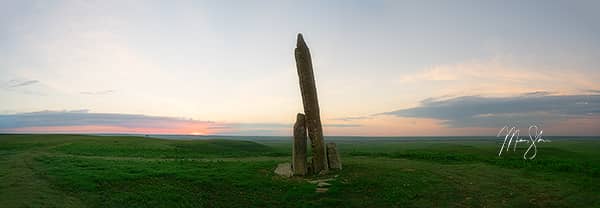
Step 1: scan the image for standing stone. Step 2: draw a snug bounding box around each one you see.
[326,143,342,170]
[295,33,328,173]
[292,113,307,176]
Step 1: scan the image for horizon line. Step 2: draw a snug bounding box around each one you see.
[1,133,599,138]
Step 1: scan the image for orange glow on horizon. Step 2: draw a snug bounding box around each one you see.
[323,115,498,136]
[189,132,205,136]
[3,116,599,136]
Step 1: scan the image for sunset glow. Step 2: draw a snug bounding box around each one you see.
[1,1,599,136]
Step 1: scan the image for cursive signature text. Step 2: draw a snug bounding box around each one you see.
[497,125,550,160]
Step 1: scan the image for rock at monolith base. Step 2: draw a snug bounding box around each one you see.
[292,113,307,176]
[326,143,342,170]
[295,33,328,173]
[275,162,293,178]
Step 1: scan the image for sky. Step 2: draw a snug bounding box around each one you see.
[1,0,599,136]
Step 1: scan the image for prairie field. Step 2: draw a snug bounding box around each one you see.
[0,134,599,207]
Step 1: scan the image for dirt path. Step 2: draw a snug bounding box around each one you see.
[0,148,85,208]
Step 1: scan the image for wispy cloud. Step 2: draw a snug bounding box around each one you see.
[0,110,217,134]
[8,80,39,88]
[0,110,361,135]
[331,116,370,121]
[80,90,115,95]
[381,92,600,128]
[227,122,361,129]
[397,57,600,96]
[586,89,600,94]
[214,122,361,136]
[325,124,361,127]
[2,79,47,95]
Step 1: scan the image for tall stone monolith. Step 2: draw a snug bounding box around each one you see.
[295,33,328,173]
[292,113,307,175]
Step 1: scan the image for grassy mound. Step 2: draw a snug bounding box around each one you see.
[51,136,280,158]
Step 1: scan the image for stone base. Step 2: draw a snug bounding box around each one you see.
[274,162,293,177]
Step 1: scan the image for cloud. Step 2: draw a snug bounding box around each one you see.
[0,110,217,134]
[397,57,600,96]
[381,92,600,128]
[229,122,361,129]
[8,80,39,88]
[214,122,361,136]
[80,90,115,95]
[324,124,362,127]
[586,89,600,94]
[0,110,361,135]
[1,79,48,95]
[331,116,370,121]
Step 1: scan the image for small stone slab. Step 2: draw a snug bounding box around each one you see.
[315,188,329,193]
[292,113,307,176]
[317,182,331,187]
[274,162,293,177]
[307,178,334,184]
[326,142,342,170]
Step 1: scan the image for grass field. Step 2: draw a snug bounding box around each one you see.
[0,134,599,207]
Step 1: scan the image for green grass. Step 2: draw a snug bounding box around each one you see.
[0,134,599,207]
